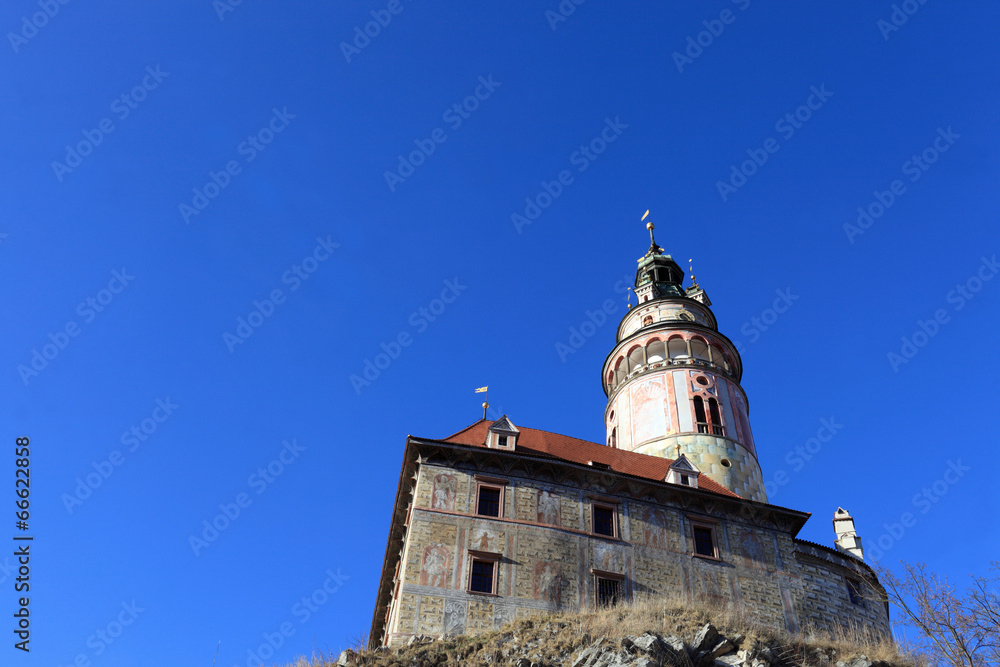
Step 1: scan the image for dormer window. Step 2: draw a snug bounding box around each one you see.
[666,453,700,489]
[486,416,519,450]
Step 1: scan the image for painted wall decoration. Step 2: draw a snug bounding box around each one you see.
[672,371,693,432]
[729,387,756,456]
[593,543,619,572]
[443,600,467,637]
[533,561,562,604]
[419,544,452,588]
[537,490,561,526]
[693,568,725,605]
[471,527,500,552]
[630,375,669,445]
[431,473,456,511]
[493,604,516,629]
[740,532,767,569]
[640,506,669,549]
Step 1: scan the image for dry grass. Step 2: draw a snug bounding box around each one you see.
[276,595,918,667]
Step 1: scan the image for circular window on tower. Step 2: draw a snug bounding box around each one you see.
[721,459,732,468]
[609,410,616,423]
[695,375,710,387]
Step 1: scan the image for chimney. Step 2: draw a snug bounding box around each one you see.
[833,507,864,560]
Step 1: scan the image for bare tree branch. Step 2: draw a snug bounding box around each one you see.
[870,560,999,667]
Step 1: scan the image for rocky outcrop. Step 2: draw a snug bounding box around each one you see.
[336,621,904,667]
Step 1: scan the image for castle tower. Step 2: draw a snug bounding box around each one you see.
[833,507,865,560]
[601,219,767,501]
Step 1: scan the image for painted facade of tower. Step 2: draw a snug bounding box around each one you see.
[601,225,766,502]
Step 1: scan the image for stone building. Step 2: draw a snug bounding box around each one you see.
[369,224,889,647]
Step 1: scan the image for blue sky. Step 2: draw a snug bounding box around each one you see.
[2,0,998,664]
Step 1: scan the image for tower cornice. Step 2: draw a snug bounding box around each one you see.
[613,294,719,341]
[601,321,745,395]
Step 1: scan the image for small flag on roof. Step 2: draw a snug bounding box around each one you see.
[475,386,488,393]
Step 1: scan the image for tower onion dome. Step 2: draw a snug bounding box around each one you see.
[636,221,685,298]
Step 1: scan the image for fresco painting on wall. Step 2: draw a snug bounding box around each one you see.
[631,376,669,444]
[432,473,456,511]
[729,387,757,456]
[537,490,561,525]
[594,543,619,572]
[419,544,452,588]
[533,561,562,604]
[471,527,500,552]
[641,506,669,549]
[740,532,768,569]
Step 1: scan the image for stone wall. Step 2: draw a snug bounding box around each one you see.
[383,463,888,645]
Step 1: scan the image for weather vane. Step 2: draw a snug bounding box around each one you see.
[688,258,700,290]
[475,385,489,420]
[640,209,662,256]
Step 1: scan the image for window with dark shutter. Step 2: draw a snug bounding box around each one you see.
[596,577,620,607]
[692,525,716,558]
[477,486,501,517]
[593,504,616,537]
[469,560,495,594]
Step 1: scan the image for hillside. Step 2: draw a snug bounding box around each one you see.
[281,597,916,667]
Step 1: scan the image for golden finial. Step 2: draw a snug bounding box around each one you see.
[641,209,662,255]
[688,258,699,290]
[474,386,489,420]
[674,444,682,459]
[642,209,655,243]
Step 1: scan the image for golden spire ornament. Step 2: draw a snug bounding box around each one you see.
[688,258,700,290]
[641,209,662,256]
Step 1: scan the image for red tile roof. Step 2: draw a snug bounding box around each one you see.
[442,419,740,499]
